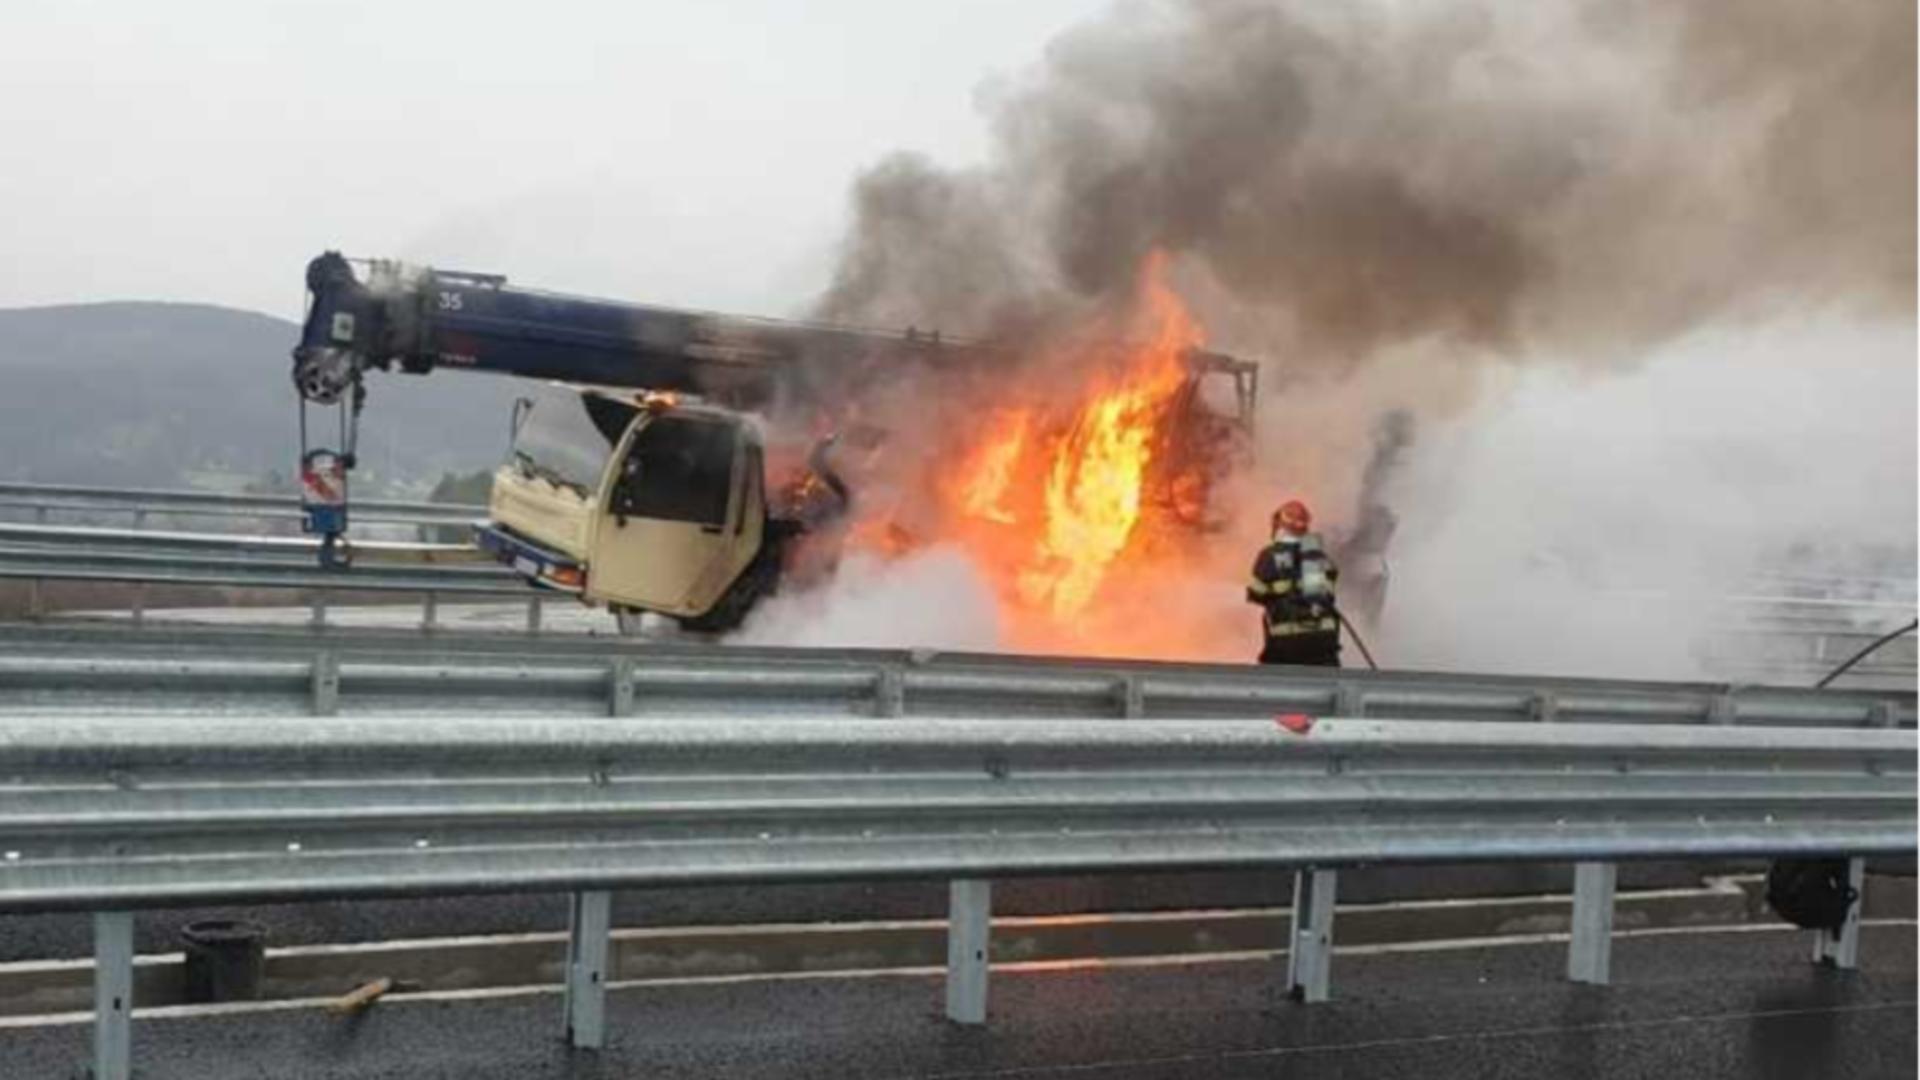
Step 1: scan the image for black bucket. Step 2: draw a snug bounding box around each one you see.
[180,919,266,1003]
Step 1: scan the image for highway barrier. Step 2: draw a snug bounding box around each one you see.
[0,711,1909,1076]
[1,520,1913,690]
[0,620,1911,726]
[0,521,526,623]
[0,481,482,529]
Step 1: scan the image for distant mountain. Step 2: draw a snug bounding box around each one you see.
[0,302,522,491]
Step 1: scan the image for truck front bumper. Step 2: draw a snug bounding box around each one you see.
[474,524,587,594]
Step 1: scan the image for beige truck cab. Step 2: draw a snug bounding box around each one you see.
[477,385,783,633]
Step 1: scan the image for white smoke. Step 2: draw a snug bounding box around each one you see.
[731,316,1913,672]
[733,545,1004,651]
[1376,314,1916,680]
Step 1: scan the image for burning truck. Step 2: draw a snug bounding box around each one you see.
[292,250,1290,651]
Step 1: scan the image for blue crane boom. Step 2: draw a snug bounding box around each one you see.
[291,250,969,409]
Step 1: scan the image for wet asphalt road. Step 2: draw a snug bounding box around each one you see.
[3,923,1910,1079]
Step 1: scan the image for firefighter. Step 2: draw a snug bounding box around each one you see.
[1247,499,1341,666]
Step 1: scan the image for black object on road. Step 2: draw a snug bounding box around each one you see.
[181,918,267,1003]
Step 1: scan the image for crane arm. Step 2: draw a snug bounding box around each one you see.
[291,251,959,409]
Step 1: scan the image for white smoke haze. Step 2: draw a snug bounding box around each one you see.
[1378,315,1917,679]
[735,546,1005,652]
[725,0,1915,677]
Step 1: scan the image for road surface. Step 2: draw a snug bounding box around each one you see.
[2,923,1909,1079]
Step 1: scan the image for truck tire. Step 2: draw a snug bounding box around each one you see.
[677,547,781,635]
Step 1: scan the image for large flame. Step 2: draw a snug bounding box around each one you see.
[783,250,1245,659]
[943,252,1206,624]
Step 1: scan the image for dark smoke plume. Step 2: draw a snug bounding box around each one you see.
[816,0,1914,368]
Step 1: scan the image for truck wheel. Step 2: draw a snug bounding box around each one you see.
[677,550,780,635]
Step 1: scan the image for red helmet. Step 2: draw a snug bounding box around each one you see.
[1273,499,1311,534]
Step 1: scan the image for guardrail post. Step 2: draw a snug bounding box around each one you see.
[563,890,613,1049]
[26,578,43,620]
[1335,683,1363,717]
[310,651,340,716]
[1531,691,1559,723]
[1813,857,1866,970]
[874,668,905,718]
[308,591,327,629]
[421,591,438,632]
[94,910,134,1080]
[1114,674,1145,718]
[1567,861,1617,984]
[129,582,146,626]
[1708,693,1738,725]
[1286,868,1336,1003]
[946,879,992,1024]
[607,658,635,717]
[526,596,543,634]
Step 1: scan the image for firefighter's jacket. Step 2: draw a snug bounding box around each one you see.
[1247,532,1340,637]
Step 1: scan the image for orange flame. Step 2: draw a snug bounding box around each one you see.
[942,251,1205,622]
[800,249,1241,659]
[953,408,1032,525]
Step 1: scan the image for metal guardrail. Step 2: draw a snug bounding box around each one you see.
[2,715,1909,907]
[0,523,522,616]
[3,480,1909,590]
[8,525,1918,608]
[1,712,1912,1077]
[0,521,485,564]
[0,547,519,593]
[1695,616,1918,691]
[0,521,547,629]
[0,522,1911,684]
[0,621,1911,726]
[0,481,483,528]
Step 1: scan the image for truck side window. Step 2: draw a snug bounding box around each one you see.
[611,416,735,527]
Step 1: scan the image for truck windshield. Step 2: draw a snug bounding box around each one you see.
[612,415,736,527]
[510,389,635,494]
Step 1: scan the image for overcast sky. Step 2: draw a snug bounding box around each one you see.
[1,0,1107,321]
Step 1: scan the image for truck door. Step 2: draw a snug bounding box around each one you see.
[586,413,758,618]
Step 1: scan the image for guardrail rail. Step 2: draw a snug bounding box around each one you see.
[0,620,1911,726]
[1,516,1914,686]
[0,481,483,529]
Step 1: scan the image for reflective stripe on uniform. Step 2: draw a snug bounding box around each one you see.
[1266,615,1338,637]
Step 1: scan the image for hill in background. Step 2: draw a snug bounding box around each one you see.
[0,302,521,492]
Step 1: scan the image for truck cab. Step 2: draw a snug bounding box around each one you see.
[478,385,777,632]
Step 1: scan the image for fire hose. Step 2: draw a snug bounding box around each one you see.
[1333,607,1379,672]
[1814,617,1918,689]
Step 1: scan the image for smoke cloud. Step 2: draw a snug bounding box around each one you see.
[824,0,1912,349]
[735,547,1005,651]
[1382,315,1917,679]
[781,0,1913,675]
